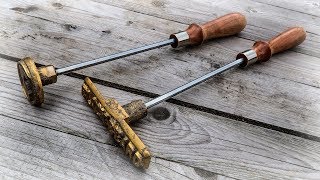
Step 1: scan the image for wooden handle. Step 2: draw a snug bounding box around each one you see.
[253,27,306,62]
[269,27,306,54]
[186,13,246,45]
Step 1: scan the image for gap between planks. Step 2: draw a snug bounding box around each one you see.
[1,57,320,179]
[1,0,319,138]
[0,114,224,180]
[2,53,320,143]
[89,0,320,58]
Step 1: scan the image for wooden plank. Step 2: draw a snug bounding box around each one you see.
[1,0,320,137]
[90,0,320,58]
[0,115,217,180]
[253,0,320,17]
[1,58,320,179]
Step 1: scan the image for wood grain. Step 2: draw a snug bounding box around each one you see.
[1,58,320,179]
[186,13,246,45]
[251,27,306,62]
[268,27,306,55]
[199,13,246,40]
[254,0,320,17]
[1,1,320,178]
[0,0,320,137]
[0,116,214,180]
[91,0,320,57]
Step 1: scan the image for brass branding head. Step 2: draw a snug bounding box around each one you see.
[17,57,44,106]
[17,57,57,106]
[82,77,151,169]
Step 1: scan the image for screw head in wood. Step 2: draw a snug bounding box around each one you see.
[17,57,44,106]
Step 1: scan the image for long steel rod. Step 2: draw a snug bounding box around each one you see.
[55,39,175,75]
[145,58,244,108]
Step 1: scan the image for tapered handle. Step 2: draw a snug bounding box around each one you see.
[253,27,306,62]
[237,27,306,67]
[197,13,247,41]
[170,13,246,48]
[268,27,306,55]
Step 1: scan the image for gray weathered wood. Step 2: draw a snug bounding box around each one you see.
[254,0,320,17]
[91,0,320,57]
[0,0,320,137]
[1,58,320,179]
[1,0,320,179]
[0,115,217,180]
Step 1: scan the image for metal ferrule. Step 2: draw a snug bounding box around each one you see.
[169,31,190,48]
[237,49,258,68]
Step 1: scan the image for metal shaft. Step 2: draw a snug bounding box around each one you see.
[145,58,244,108]
[55,39,175,75]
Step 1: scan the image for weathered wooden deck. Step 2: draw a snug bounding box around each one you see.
[1,0,320,179]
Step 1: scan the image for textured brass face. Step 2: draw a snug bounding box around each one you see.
[17,57,44,106]
[82,77,151,169]
[17,57,57,106]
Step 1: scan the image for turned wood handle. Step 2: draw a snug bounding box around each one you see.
[253,27,306,62]
[186,13,246,45]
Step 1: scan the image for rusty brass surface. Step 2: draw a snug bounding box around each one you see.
[122,100,147,124]
[38,65,57,85]
[82,77,151,169]
[17,57,57,106]
[17,57,44,106]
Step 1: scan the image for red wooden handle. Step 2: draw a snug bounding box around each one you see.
[186,13,247,45]
[253,27,306,62]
